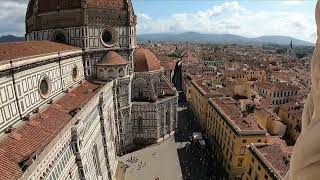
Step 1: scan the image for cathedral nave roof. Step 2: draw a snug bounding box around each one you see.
[0,81,100,180]
[0,41,80,63]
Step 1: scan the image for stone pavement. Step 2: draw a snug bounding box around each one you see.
[119,138,183,180]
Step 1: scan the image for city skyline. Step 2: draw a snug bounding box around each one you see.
[0,0,318,179]
[0,0,317,43]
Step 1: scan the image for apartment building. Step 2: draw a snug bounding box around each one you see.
[254,82,299,105]
[246,69,267,82]
[277,103,303,143]
[207,97,267,179]
[242,143,290,180]
[189,78,224,130]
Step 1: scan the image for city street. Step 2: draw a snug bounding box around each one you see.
[174,92,217,180]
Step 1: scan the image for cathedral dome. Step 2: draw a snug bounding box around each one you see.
[134,48,161,72]
[97,51,128,66]
[26,0,127,17]
[26,0,136,34]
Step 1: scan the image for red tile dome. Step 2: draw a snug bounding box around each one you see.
[97,51,128,66]
[26,0,127,16]
[134,48,161,72]
[26,0,136,34]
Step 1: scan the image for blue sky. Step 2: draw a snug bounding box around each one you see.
[0,0,317,43]
[132,0,317,42]
[133,0,314,18]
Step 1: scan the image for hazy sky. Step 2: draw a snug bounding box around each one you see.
[0,0,317,43]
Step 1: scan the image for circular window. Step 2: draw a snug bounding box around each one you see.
[102,31,113,44]
[72,66,78,81]
[38,76,51,99]
[101,27,117,47]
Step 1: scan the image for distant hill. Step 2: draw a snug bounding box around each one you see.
[137,32,314,46]
[0,35,24,43]
[0,33,314,47]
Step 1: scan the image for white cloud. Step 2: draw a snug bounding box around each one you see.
[0,0,315,43]
[138,13,152,21]
[0,0,27,36]
[137,1,316,43]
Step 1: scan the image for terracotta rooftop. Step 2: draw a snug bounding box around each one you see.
[279,102,303,119]
[97,51,128,66]
[251,143,291,178]
[134,48,161,72]
[210,97,266,132]
[161,61,177,71]
[255,82,299,92]
[0,81,101,180]
[0,41,80,62]
[266,136,293,156]
[255,97,273,110]
[192,78,227,97]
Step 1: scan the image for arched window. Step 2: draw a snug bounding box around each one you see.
[92,144,102,176]
[54,33,67,44]
[99,69,104,79]
[132,78,148,100]
[138,88,143,98]
[119,68,125,77]
[138,116,143,132]
[72,66,78,80]
[108,69,115,79]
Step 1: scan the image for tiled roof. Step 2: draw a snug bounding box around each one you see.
[256,144,291,177]
[255,82,299,92]
[0,81,101,180]
[0,41,80,62]
[161,61,177,71]
[210,97,265,132]
[134,48,161,72]
[279,102,303,119]
[97,51,128,66]
[192,78,226,97]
